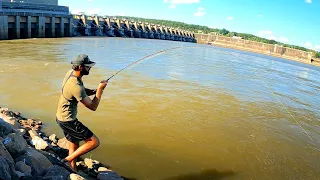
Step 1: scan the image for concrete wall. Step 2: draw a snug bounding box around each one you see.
[0,13,72,40]
[0,16,9,40]
[195,33,312,63]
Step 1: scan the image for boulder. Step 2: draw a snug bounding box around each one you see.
[3,133,28,159]
[69,173,86,180]
[57,137,70,150]
[97,171,124,180]
[0,156,18,180]
[49,134,58,144]
[0,117,14,137]
[98,167,112,172]
[15,147,53,176]
[0,140,14,164]
[42,165,70,180]
[84,158,102,169]
[30,136,51,150]
[15,161,32,176]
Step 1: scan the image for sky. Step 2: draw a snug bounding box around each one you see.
[59,0,320,51]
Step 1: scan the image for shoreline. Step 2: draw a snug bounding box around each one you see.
[206,42,320,67]
[0,106,124,180]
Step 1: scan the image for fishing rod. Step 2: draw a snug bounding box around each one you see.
[106,46,182,82]
[104,45,313,141]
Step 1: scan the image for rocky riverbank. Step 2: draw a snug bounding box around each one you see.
[0,107,124,180]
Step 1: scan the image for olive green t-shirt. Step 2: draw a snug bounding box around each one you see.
[56,70,87,122]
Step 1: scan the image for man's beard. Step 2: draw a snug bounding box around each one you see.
[81,68,90,75]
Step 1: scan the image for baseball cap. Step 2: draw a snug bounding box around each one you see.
[71,54,96,67]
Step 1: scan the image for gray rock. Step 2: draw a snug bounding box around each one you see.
[30,136,51,150]
[0,156,18,180]
[69,173,86,180]
[0,140,14,164]
[97,171,124,180]
[14,129,26,136]
[98,167,112,172]
[43,165,70,180]
[0,117,14,137]
[15,161,32,176]
[49,134,58,144]
[84,158,101,169]
[15,147,53,176]
[3,133,28,159]
[57,137,70,150]
[15,170,25,179]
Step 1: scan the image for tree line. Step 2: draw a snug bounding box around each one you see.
[115,16,320,58]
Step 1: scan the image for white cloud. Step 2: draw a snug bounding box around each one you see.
[279,37,289,43]
[193,6,205,17]
[305,0,312,3]
[194,11,206,16]
[165,0,200,4]
[227,16,233,20]
[257,14,263,17]
[305,42,313,48]
[88,0,93,2]
[315,45,320,51]
[164,0,200,8]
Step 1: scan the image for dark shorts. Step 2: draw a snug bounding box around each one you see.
[56,118,93,143]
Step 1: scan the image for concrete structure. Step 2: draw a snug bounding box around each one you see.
[72,15,196,43]
[195,33,313,63]
[0,1,72,40]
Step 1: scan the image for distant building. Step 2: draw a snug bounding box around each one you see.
[1,0,58,5]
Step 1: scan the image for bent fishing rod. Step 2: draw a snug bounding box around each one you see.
[106,46,182,82]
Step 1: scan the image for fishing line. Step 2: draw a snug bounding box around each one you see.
[105,45,313,141]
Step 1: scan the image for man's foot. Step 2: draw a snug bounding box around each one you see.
[60,159,77,173]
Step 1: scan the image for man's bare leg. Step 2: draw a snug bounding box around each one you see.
[64,135,100,163]
[68,141,79,170]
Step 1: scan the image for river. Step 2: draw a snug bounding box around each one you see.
[0,37,319,180]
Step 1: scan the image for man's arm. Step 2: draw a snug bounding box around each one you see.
[81,80,108,111]
[85,88,96,96]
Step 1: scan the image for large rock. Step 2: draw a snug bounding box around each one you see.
[49,134,58,144]
[15,147,53,176]
[3,133,28,159]
[97,171,124,180]
[69,173,86,180]
[0,156,18,180]
[15,161,32,176]
[57,137,70,150]
[0,140,14,164]
[0,117,14,137]
[30,136,51,150]
[0,113,21,129]
[42,165,70,180]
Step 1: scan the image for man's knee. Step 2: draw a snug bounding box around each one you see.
[88,135,100,148]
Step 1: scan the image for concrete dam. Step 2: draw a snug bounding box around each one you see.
[0,1,196,42]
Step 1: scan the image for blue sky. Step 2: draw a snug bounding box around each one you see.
[59,0,320,51]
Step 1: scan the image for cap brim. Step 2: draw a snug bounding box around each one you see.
[85,61,96,67]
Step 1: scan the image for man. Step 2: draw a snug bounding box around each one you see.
[56,54,107,171]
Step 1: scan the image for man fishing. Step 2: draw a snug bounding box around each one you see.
[56,54,107,171]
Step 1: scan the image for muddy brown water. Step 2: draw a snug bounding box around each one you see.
[0,37,319,180]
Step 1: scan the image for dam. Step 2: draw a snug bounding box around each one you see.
[0,0,196,42]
